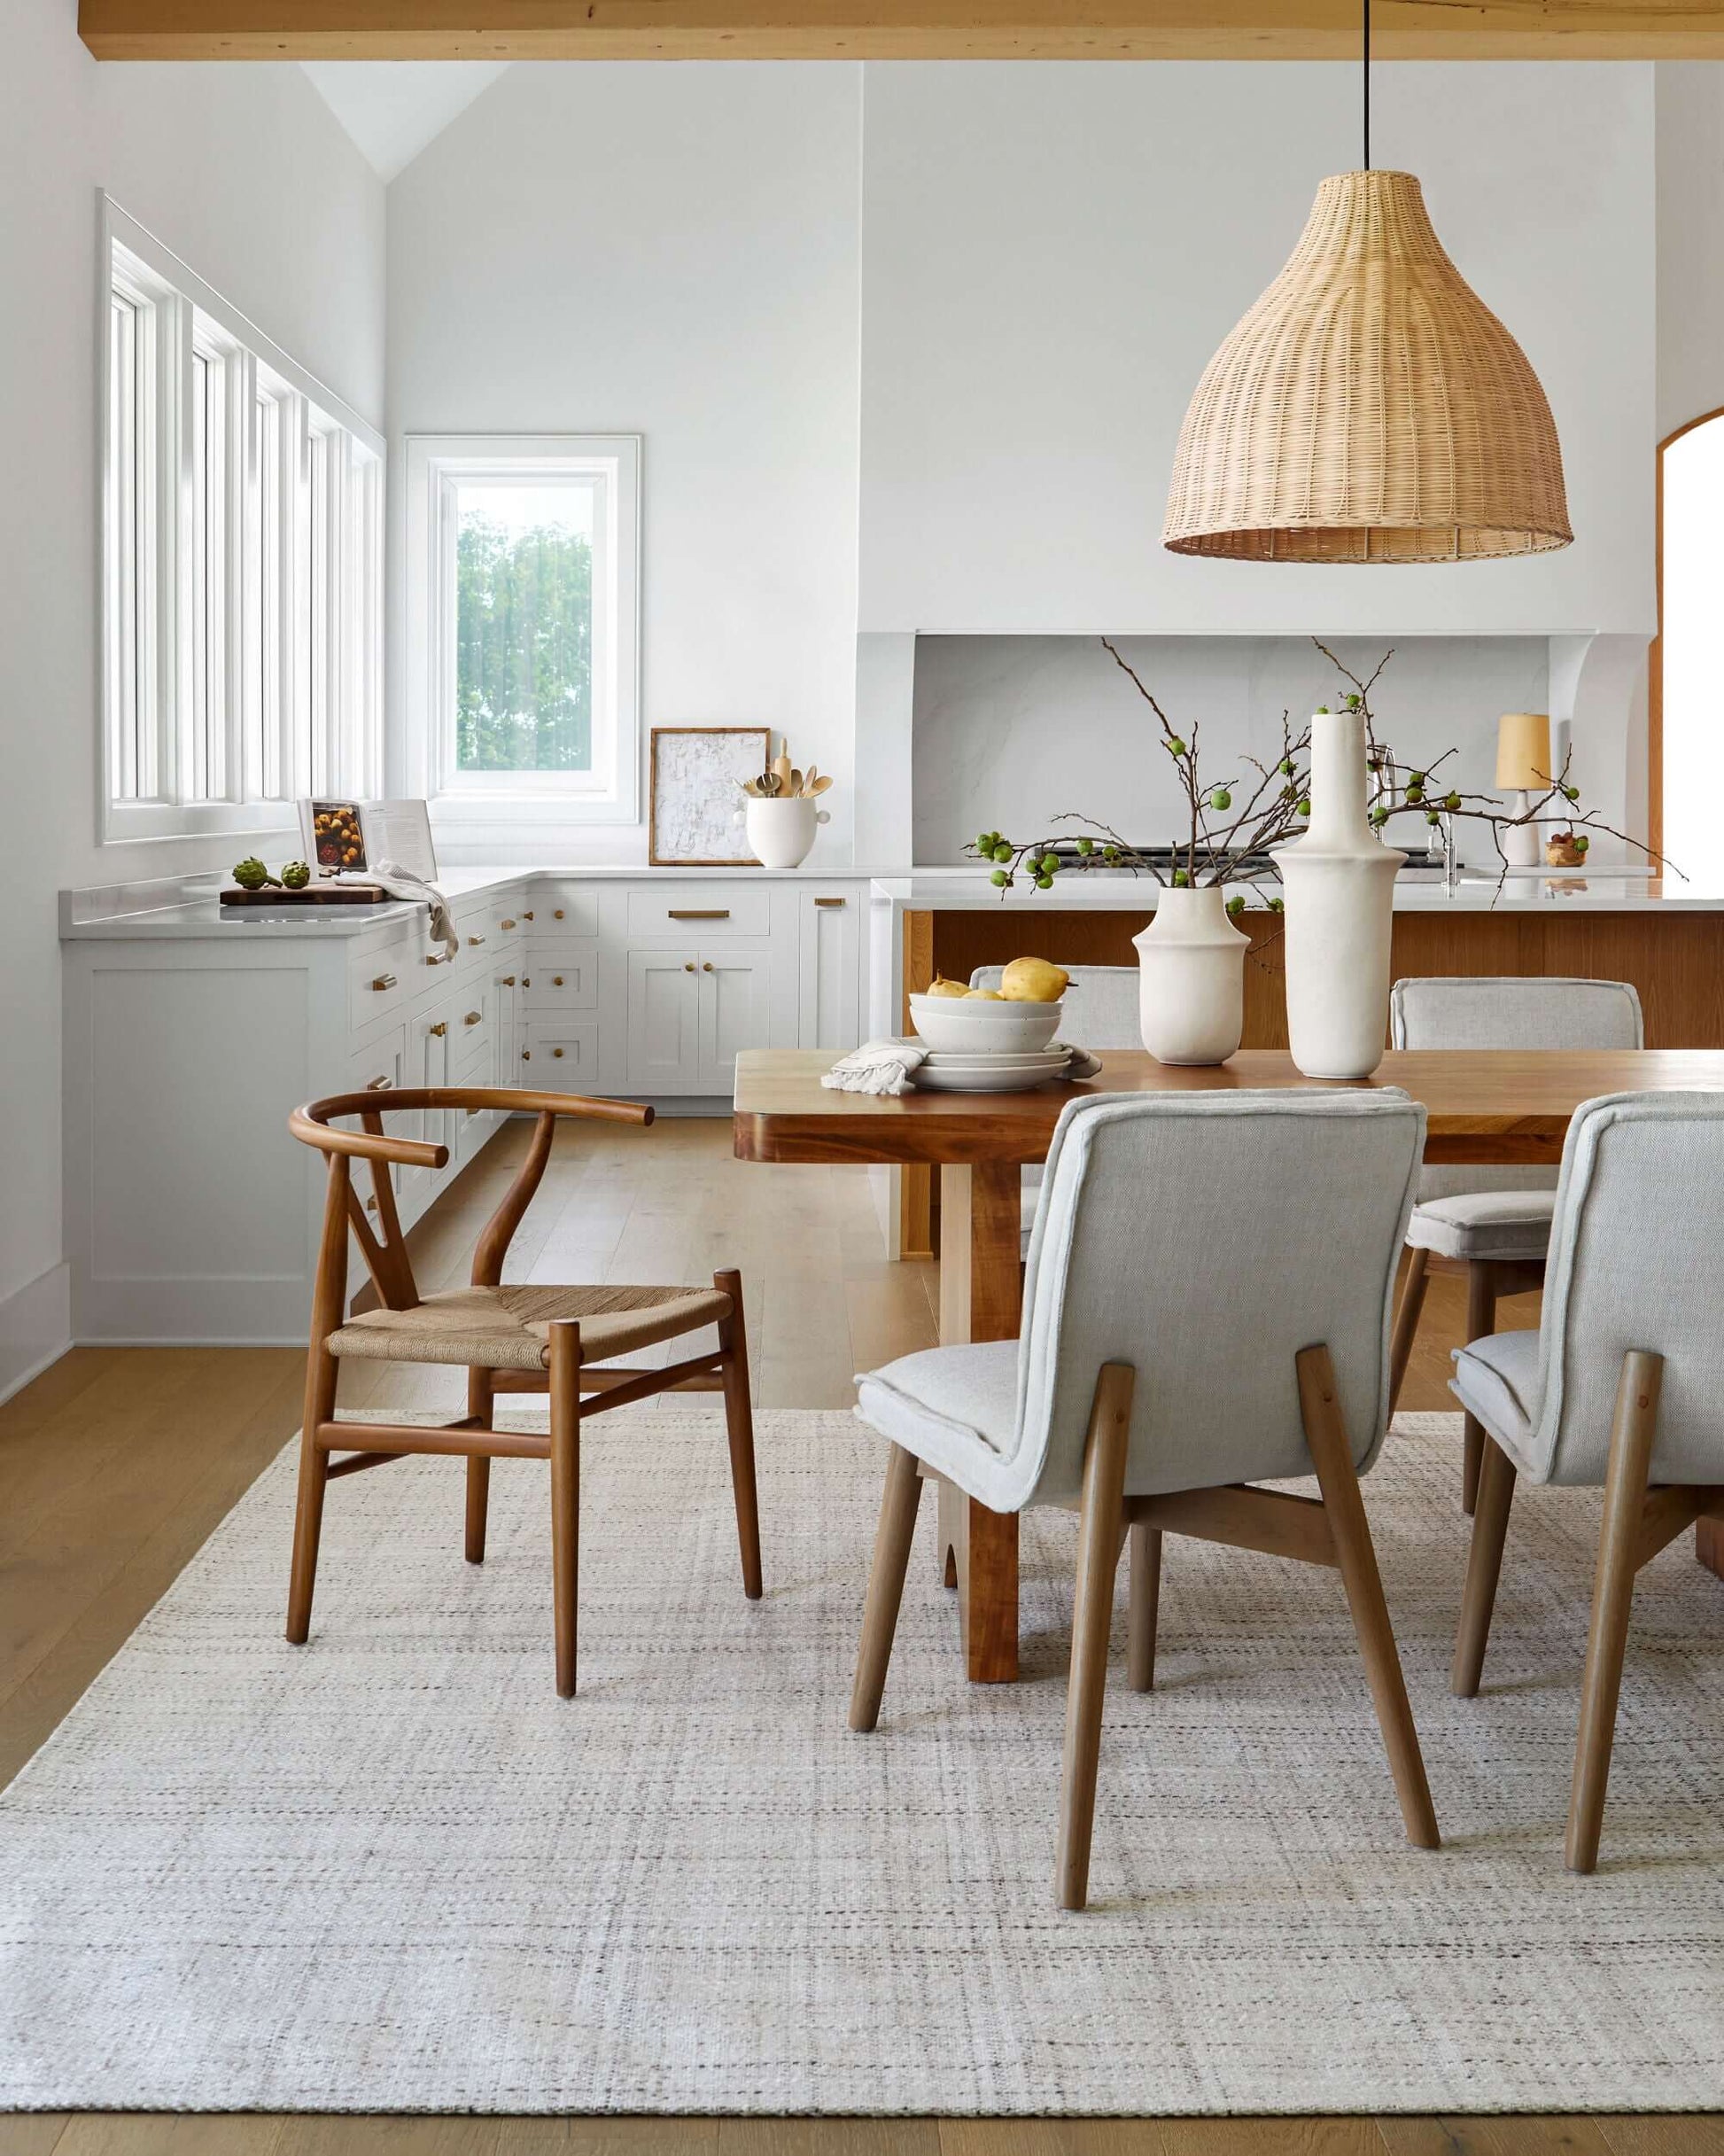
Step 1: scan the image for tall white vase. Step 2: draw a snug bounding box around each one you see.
[1131,885,1248,1066]
[1277,711,1407,1079]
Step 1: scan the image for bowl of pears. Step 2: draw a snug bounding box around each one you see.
[909,957,1069,1053]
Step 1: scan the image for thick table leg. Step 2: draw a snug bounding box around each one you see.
[937,1160,1025,1684]
[1699,1516,1724,1580]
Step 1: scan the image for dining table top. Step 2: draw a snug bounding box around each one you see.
[732,1046,1724,1167]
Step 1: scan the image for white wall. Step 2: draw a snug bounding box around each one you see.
[1655,63,1724,441]
[859,62,1657,638]
[0,0,384,1392]
[385,62,864,867]
[912,634,1554,863]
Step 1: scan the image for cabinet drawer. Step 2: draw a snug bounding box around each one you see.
[347,1023,407,1100]
[529,886,599,936]
[522,1018,602,1086]
[349,944,409,1031]
[626,888,769,940]
[450,991,492,1072]
[522,941,600,1011]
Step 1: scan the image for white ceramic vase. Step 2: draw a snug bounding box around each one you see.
[1131,885,1248,1065]
[1277,710,1407,1079]
[744,797,828,869]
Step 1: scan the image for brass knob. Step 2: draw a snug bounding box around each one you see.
[371,973,397,991]
[523,910,535,921]
[702,961,714,972]
[428,1022,447,1037]
[554,908,564,920]
[684,962,695,972]
[522,1049,531,1062]
[501,975,516,987]
[365,1075,392,1092]
[521,977,531,987]
[464,1011,481,1025]
[553,1047,564,1059]
[468,935,485,947]
[553,975,564,986]
[501,918,517,930]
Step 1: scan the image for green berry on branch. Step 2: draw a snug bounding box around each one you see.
[990,868,1009,887]
[1370,806,1389,826]
[1040,853,1060,875]
[1405,785,1424,804]
[1226,895,1246,916]
[1103,846,1121,865]
[1210,788,1231,811]
[1296,798,1311,817]
[1444,792,1462,811]
[1345,694,1362,711]
[1166,736,1187,757]
[1076,835,1094,855]
[1408,770,1425,787]
[1575,834,1590,851]
[1426,810,1441,825]
[1268,896,1285,914]
[1172,868,1190,887]
[1036,874,1053,890]
[1564,784,1580,802]
[991,843,1013,864]
[1277,759,1293,776]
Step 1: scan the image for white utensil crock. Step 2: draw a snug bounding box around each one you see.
[745,797,827,869]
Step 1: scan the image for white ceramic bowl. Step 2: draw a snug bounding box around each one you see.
[909,993,1063,1054]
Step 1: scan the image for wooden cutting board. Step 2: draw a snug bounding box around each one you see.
[219,882,392,907]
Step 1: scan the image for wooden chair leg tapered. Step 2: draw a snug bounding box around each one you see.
[1451,1435,1518,1697]
[714,1267,763,1600]
[285,1344,338,1645]
[850,1444,926,1732]
[1567,1350,1664,1874]
[548,1320,583,1699]
[1127,1522,1161,1693]
[465,1368,494,1565]
[1056,1362,1136,1911]
[1461,1263,1498,1516]
[1296,1344,1441,1851]
[1387,1247,1430,1418]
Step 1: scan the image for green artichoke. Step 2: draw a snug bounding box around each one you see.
[281,860,311,890]
[232,857,274,891]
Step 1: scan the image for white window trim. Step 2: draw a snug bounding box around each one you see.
[99,195,384,845]
[402,433,641,829]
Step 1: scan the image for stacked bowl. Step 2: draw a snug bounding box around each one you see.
[907,992,1070,1091]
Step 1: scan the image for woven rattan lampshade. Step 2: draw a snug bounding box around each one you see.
[1163,169,1573,564]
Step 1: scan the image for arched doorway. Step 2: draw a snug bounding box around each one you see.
[1653,409,1724,876]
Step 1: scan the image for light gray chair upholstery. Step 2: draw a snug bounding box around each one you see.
[967,964,1143,1256]
[1386,976,1643,1510]
[1447,1091,1724,1872]
[850,1088,1440,1908]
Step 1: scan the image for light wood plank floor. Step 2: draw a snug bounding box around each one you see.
[3,1118,1718,2156]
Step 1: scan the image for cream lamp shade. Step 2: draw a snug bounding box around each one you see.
[1496,712,1553,792]
[1162,170,1573,564]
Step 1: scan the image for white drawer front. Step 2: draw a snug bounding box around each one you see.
[523,1018,602,1086]
[529,887,600,936]
[451,990,493,1070]
[349,945,408,1031]
[523,941,600,1011]
[626,888,769,941]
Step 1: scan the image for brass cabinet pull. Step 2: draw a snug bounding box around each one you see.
[521,977,532,988]
[366,1075,392,1092]
[814,896,846,908]
[501,918,518,930]
[553,908,564,920]
[521,1049,531,1061]
[370,973,398,991]
[468,935,485,947]
[668,908,729,920]
[702,961,714,972]
[523,910,535,921]
[684,961,695,972]
[553,975,564,986]
[464,1011,482,1025]
[428,1022,447,1037]
[553,1047,564,1059]
[500,974,516,987]
[425,952,452,965]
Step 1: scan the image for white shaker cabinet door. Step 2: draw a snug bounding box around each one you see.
[625,948,703,1092]
[797,889,861,1050]
[697,947,776,1094]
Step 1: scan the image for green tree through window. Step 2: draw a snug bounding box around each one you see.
[455,513,593,772]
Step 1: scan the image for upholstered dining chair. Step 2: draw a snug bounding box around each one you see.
[1448,1090,1724,1872]
[848,1088,1441,1911]
[1386,977,1642,1512]
[285,1087,761,1697]
[967,964,1143,1257]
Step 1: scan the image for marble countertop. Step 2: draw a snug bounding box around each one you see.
[871,869,1724,914]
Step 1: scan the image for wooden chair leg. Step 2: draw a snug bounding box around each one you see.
[465,1368,493,1565]
[714,1267,763,1600]
[285,1343,338,1645]
[1297,1343,1441,1851]
[1461,1262,1498,1516]
[1056,1362,1135,1911]
[548,1320,583,1699]
[849,1444,925,1732]
[1127,1522,1161,1693]
[1387,1247,1429,1418]
[1450,1436,1518,1697]
[1567,1350,1664,1874]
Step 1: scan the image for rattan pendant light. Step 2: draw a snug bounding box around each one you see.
[1162,2,1572,563]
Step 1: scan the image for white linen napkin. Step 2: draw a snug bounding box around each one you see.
[371,858,459,960]
[821,1039,1104,1095]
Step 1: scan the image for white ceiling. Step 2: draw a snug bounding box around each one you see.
[301,62,510,183]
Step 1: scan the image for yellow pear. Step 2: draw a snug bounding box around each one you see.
[923,976,973,999]
[999,957,1069,1003]
[969,987,1006,1000]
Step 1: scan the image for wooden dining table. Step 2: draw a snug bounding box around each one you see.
[733,1045,1724,1682]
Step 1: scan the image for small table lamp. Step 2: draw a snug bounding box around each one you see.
[1495,712,1551,867]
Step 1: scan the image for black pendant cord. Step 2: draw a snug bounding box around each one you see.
[1363,0,1371,169]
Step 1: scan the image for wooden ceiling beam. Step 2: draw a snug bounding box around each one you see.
[75,0,1724,61]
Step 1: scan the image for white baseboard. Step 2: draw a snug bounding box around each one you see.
[0,1260,73,1406]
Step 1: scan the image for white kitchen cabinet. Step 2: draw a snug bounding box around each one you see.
[625,948,702,1091]
[797,887,862,1049]
[524,1017,602,1087]
[698,948,777,1092]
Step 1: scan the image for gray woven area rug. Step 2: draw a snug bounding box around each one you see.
[3,1405,1722,2116]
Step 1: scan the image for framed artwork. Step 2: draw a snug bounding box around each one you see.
[648,727,771,867]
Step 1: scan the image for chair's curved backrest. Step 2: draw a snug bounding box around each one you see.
[1009,1089,1425,1507]
[1389,977,1642,1201]
[1528,1091,1724,1486]
[968,964,1141,1050]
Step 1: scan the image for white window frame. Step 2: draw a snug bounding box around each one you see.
[99,196,384,844]
[403,434,641,828]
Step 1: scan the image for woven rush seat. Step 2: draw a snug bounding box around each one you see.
[330,1281,734,1372]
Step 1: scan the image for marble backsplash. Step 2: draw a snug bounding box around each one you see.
[911,634,1552,864]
